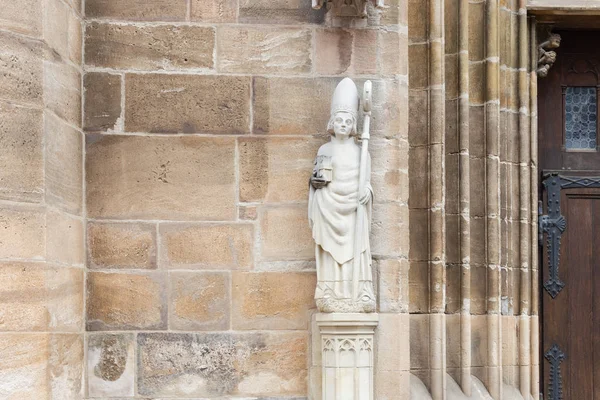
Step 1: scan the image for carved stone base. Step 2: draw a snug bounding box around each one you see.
[316,313,379,400]
[316,297,376,313]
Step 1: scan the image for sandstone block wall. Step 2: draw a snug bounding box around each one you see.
[0,0,85,398]
[82,0,409,398]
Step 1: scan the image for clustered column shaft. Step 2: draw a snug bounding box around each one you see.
[409,1,540,398]
[429,0,447,398]
[458,0,472,395]
[485,0,502,397]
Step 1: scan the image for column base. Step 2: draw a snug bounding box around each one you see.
[316,313,379,400]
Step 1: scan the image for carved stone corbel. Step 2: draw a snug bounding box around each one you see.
[312,0,383,18]
[537,31,561,78]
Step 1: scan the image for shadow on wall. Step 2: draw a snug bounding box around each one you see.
[410,374,534,400]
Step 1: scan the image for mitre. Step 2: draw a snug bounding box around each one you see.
[330,78,359,120]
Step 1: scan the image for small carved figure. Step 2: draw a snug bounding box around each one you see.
[312,0,383,17]
[537,33,561,77]
[308,78,376,313]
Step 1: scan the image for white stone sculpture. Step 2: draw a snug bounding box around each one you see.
[309,78,376,313]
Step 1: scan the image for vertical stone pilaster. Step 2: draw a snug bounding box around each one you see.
[458,0,472,395]
[485,0,502,398]
[429,0,447,398]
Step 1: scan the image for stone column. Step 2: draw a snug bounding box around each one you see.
[317,313,379,400]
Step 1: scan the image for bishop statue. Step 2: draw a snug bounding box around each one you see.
[309,78,376,313]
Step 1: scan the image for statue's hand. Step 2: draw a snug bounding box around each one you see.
[359,189,371,205]
[311,176,328,189]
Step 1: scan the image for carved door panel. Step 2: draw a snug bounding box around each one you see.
[539,30,600,400]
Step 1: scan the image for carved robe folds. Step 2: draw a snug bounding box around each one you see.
[309,142,375,313]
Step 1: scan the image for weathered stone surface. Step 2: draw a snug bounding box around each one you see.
[371,203,409,257]
[49,334,84,399]
[45,112,83,214]
[217,26,312,74]
[67,9,82,65]
[0,205,45,260]
[253,77,400,138]
[46,209,84,265]
[370,137,408,203]
[471,266,487,315]
[86,135,236,220]
[0,0,41,37]
[239,0,325,24]
[87,333,135,397]
[0,31,43,105]
[239,205,258,221]
[377,371,410,400]
[409,44,428,90]
[85,0,187,21]
[169,272,230,331]
[253,77,337,135]
[408,90,428,146]
[87,271,167,330]
[137,332,308,397]
[314,29,378,75]
[85,23,215,70]
[43,0,69,61]
[231,272,315,330]
[88,222,156,269]
[377,258,409,313]
[84,72,122,132]
[380,30,407,76]
[125,74,251,134]
[0,334,83,398]
[160,223,253,270]
[377,314,410,371]
[239,137,323,203]
[409,146,428,209]
[0,334,49,398]
[190,0,237,22]
[259,206,313,261]
[44,61,81,127]
[409,314,430,369]
[0,101,43,203]
[0,263,83,331]
[408,261,428,313]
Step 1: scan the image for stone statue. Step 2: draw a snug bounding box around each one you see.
[537,33,561,78]
[308,78,376,313]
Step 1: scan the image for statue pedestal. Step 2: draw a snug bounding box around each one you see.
[316,313,379,400]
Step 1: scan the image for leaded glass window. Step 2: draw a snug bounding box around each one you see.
[565,86,597,150]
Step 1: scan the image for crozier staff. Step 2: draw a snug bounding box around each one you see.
[308,78,375,313]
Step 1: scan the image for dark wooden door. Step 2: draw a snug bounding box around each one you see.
[539,30,600,400]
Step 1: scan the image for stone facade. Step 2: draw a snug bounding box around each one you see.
[0,0,579,399]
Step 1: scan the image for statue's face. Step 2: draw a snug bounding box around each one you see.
[332,112,354,138]
[549,35,561,49]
